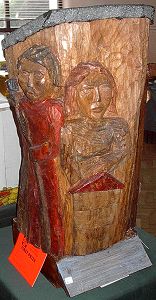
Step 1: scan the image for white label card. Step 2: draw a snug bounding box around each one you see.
[65,276,73,285]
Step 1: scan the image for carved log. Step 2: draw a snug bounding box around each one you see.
[2,4,154,290]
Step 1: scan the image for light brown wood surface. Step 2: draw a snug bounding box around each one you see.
[5,17,150,257]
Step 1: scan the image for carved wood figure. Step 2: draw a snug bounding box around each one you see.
[2,4,154,291]
[61,62,131,255]
[7,45,65,257]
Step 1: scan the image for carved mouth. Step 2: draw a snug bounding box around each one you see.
[26,90,37,97]
[91,107,103,113]
[27,90,34,95]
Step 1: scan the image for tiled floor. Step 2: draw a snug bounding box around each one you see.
[137,143,156,236]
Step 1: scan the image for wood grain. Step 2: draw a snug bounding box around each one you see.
[5,17,150,258]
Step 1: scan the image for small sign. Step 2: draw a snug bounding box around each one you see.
[8,233,47,286]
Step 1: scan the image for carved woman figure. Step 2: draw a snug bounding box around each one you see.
[61,62,131,255]
[8,45,64,257]
[61,62,131,191]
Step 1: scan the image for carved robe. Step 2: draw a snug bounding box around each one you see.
[61,116,131,254]
[61,117,131,186]
[16,97,64,257]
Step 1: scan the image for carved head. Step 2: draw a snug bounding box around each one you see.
[65,62,117,121]
[17,45,60,102]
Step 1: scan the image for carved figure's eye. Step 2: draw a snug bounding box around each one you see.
[21,70,29,76]
[99,84,112,94]
[79,88,93,98]
[34,71,44,80]
[85,84,94,89]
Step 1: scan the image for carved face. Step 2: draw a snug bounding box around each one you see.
[18,58,53,102]
[76,70,113,120]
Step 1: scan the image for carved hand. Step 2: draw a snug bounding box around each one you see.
[6,78,23,106]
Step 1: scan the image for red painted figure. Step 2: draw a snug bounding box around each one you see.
[8,45,64,257]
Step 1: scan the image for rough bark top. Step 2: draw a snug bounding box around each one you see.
[2,4,155,50]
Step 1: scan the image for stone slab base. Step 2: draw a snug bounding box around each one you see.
[57,235,152,297]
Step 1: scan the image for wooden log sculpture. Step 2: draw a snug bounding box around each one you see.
[2,4,154,289]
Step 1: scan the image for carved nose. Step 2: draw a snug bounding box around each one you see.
[27,74,33,87]
[93,87,101,103]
